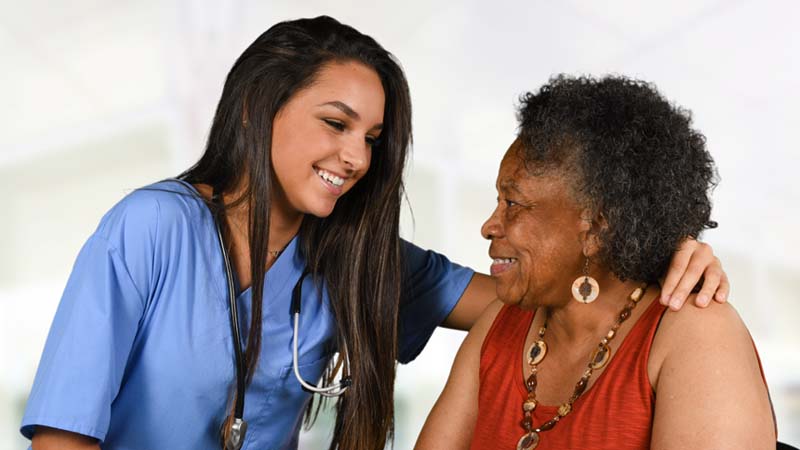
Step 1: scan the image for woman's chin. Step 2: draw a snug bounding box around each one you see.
[302,200,337,218]
[497,290,524,308]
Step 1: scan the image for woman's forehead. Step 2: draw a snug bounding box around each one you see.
[497,151,575,201]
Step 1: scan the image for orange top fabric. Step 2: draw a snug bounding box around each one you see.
[470,299,667,450]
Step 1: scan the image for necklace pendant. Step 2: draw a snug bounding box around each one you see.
[517,431,540,450]
[527,340,547,366]
[589,343,611,370]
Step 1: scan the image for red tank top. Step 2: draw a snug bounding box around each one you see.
[470,300,667,450]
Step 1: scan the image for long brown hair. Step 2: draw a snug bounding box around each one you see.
[180,16,412,449]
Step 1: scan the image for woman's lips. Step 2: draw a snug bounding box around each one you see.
[490,258,517,276]
[314,167,344,196]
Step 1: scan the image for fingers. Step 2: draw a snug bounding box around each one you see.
[694,260,723,307]
[714,271,730,304]
[660,241,695,308]
[667,257,708,310]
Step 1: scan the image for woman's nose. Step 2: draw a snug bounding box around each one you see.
[340,137,370,173]
[481,208,503,240]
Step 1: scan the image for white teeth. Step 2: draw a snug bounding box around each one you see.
[315,168,345,187]
[492,258,517,264]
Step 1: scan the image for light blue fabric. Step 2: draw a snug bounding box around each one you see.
[20,179,474,449]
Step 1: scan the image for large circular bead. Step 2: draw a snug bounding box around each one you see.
[517,431,540,450]
[571,276,599,303]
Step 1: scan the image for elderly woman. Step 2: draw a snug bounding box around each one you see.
[416,75,775,449]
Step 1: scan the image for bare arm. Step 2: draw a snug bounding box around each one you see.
[443,238,730,331]
[442,272,496,330]
[650,301,774,449]
[32,427,100,450]
[416,300,504,449]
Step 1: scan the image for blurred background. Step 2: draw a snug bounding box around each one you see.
[1,0,798,448]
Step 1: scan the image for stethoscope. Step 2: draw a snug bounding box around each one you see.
[210,191,351,450]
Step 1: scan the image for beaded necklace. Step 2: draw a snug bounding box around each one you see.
[516,283,649,450]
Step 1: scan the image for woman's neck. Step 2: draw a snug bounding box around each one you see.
[545,274,645,346]
[266,183,304,252]
[194,182,303,285]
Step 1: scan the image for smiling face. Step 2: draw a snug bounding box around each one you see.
[481,139,590,309]
[270,61,385,219]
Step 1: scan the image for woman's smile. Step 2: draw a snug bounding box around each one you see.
[490,257,517,276]
[314,166,347,195]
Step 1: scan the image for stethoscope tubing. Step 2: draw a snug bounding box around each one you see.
[212,194,247,420]
[211,190,351,430]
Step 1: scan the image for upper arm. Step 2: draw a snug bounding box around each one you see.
[442,272,497,331]
[415,300,504,449]
[32,427,100,450]
[650,301,775,449]
[397,240,476,362]
[21,192,161,442]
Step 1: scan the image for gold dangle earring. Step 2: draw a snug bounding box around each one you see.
[572,256,599,303]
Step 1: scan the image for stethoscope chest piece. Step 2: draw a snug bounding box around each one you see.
[224,417,247,450]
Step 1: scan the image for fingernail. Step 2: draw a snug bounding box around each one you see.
[717,292,727,301]
[697,294,709,307]
[669,297,681,310]
[660,294,670,305]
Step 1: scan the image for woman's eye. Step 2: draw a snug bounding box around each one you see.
[366,135,381,147]
[505,199,518,207]
[324,119,345,131]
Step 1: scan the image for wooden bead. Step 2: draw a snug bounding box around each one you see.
[523,399,537,412]
[574,376,589,396]
[558,403,572,416]
[539,417,559,431]
[526,373,538,391]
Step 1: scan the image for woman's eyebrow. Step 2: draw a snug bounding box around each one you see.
[318,101,359,119]
[318,100,383,131]
[499,178,522,194]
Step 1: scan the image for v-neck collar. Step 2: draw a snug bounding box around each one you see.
[164,178,305,306]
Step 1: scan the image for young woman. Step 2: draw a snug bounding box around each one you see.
[21,17,727,450]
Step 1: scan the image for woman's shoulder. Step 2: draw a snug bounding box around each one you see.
[649,297,756,386]
[655,297,750,346]
[467,299,507,349]
[94,179,207,244]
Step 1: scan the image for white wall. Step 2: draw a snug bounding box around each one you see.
[2,1,798,448]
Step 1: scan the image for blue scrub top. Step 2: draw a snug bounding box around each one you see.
[20,180,474,449]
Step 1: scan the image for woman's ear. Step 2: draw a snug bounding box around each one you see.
[579,208,608,258]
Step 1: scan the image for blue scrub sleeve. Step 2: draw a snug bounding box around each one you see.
[20,234,146,442]
[397,240,475,363]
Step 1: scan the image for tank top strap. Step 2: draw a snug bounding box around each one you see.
[480,304,535,376]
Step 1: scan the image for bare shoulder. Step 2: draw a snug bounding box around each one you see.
[649,295,775,449]
[650,297,756,386]
[654,295,749,348]
[467,299,506,345]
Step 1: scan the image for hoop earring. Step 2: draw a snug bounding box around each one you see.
[572,257,599,303]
